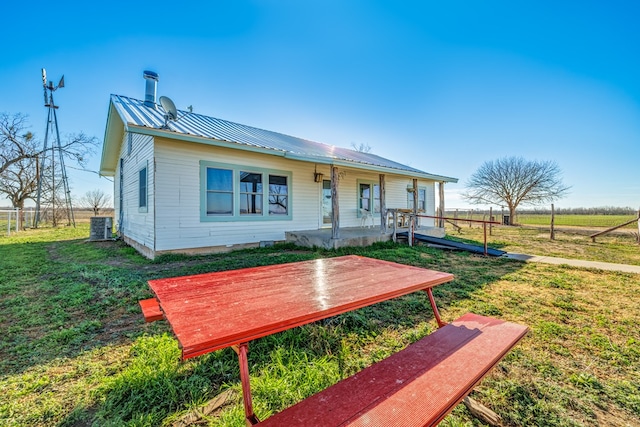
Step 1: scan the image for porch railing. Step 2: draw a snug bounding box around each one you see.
[387,210,500,256]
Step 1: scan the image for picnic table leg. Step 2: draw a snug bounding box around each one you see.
[234,343,260,425]
[426,288,446,328]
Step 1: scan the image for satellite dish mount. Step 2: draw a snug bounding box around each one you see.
[159,96,178,129]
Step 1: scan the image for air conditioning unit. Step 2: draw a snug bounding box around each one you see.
[89,216,113,241]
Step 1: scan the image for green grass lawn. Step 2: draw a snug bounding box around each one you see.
[517,214,638,228]
[1,225,639,426]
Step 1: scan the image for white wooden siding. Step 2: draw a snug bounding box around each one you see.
[154,138,316,250]
[147,137,439,252]
[114,132,155,251]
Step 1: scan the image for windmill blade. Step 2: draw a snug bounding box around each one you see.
[58,75,65,89]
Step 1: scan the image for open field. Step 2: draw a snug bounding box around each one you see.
[1,225,639,426]
[517,214,638,229]
[446,224,640,265]
[445,212,639,229]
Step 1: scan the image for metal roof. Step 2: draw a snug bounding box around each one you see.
[103,94,457,182]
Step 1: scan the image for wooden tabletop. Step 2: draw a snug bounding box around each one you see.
[147,255,454,359]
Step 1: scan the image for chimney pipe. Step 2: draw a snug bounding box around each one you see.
[143,70,159,108]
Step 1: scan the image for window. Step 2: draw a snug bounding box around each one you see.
[240,172,263,215]
[200,161,291,221]
[206,168,233,215]
[358,180,380,215]
[408,187,427,211]
[139,166,147,210]
[269,175,288,215]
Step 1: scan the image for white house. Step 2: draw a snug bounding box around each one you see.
[100,72,458,259]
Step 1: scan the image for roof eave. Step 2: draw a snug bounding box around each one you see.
[99,101,124,176]
[284,152,458,182]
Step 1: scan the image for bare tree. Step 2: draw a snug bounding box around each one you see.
[0,112,97,224]
[463,156,570,225]
[351,142,372,153]
[0,156,38,227]
[80,189,112,216]
[0,113,38,176]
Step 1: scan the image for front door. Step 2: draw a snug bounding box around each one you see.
[321,180,332,228]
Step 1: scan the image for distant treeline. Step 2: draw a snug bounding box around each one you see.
[447,206,637,216]
[517,206,637,215]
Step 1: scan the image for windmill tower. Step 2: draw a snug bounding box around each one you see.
[35,68,75,228]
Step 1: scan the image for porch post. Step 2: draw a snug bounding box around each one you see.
[438,181,445,228]
[331,166,340,239]
[379,174,386,233]
[412,178,418,215]
[412,178,419,233]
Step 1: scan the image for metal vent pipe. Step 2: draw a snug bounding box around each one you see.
[143,70,159,108]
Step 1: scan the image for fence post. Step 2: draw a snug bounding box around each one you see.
[489,207,493,236]
[550,204,555,240]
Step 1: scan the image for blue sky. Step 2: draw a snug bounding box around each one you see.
[2,1,639,209]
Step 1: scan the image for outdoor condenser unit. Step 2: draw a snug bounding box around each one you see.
[89,216,113,241]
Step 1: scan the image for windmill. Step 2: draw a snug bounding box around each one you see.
[35,68,75,228]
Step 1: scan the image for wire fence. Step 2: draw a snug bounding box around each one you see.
[0,209,21,236]
[445,208,639,229]
[0,208,115,236]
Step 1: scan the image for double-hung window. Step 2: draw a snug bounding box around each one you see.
[268,175,289,215]
[206,167,233,215]
[407,187,427,211]
[201,161,291,221]
[357,180,380,216]
[240,172,263,215]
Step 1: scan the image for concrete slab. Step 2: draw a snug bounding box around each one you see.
[505,253,640,274]
[285,227,391,250]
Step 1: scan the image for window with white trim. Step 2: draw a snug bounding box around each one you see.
[201,161,291,221]
[407,187,427,211]
[357,180,380,216]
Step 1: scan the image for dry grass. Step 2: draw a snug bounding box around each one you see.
[447,223,640,265]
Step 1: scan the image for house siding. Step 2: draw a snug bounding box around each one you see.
[114,132,155,252]
[151,138,440,252]
[154,138,316,251]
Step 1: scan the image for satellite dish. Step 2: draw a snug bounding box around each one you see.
[159,96,178,121]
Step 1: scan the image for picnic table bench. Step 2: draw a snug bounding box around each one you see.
[140,255,528,426]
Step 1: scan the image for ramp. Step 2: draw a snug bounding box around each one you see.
[399,232,506,257]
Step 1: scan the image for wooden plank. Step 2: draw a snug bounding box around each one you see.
[259,313,528,427]
[147,255,454,359]
[139,298,163,322]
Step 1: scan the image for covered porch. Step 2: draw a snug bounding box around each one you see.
[285,223,445,250]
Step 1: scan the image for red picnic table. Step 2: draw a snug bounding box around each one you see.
[141,255,527,426]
